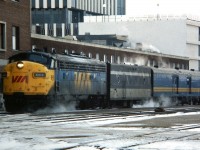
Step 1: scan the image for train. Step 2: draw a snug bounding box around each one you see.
[1,49,200,112]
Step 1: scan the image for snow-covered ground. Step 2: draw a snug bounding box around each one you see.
[0,108,200,150]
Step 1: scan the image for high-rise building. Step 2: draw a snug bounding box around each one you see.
[31,0,126,36]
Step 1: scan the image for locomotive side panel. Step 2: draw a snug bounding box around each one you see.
[55,56,107,102]
[56,70,106,100]
[109,64,152,101]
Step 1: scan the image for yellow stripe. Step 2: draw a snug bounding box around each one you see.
[154,87,200,93]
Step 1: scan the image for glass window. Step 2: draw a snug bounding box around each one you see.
[0,23,6,50]
[199,45,200,56]
[96,53,99,60]
[9,53,51,68]
[39,0,43,8]
[117,56,120,64]
[32,0,35,8]
[29,54,48,64]
[117,0,125,15]
[199,27,200,41]
[111,55,114,63]
[12,26,20,50]
[55,0,59,8]
[199,61,200,71]
[88,53,92,58]
[47,0,51,8]
[104,54,107,62]
[63,0,67,7]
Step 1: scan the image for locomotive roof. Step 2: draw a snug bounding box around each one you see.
[9,51,106,66]
[151,66,200,76]
[55,53,106,66]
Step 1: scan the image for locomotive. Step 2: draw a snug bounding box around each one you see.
[1,50,200,112]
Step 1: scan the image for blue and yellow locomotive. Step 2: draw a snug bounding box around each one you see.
[1,50,106,112]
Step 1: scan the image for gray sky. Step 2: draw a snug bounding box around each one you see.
[126,0,200,16]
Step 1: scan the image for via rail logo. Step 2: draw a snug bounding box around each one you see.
[12,76,28,83]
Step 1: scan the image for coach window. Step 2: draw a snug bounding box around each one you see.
[0,23,6,50]
[12,26,20,50]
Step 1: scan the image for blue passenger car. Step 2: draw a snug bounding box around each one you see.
[151,67,179,98]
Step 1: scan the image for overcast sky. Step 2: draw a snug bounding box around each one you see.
[126,0,200,16]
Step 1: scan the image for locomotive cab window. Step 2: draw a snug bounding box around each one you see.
[9,53,52,68]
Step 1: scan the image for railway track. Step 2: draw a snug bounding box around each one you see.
[0,106,200,150]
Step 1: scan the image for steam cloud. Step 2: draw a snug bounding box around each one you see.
[132,95,176,108]
[35,101,76,114]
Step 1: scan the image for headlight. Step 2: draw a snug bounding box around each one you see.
[17,61,24,69]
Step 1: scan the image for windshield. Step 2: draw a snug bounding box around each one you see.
[9,53,51,68]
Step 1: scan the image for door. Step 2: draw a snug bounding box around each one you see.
[172,75,179,95]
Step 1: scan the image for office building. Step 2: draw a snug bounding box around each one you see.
[31,0,126,36]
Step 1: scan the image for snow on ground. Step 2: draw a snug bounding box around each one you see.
[0,110,200,150]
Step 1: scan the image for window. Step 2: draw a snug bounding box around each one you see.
[199,60,200,71]
[111,55,114,63]
[96,53,99,60]
[199,45,200,56]
[9,53,51,68]
[47,0,51,8]
[55,0,59,8]
[88,53,92,58]
[117,56,120,64]
[12,26,20,50]
[39,0,43,8]
[0,23,6,50]
[104,54,107,62]
[32,0,35,8]
[199,27,200,41]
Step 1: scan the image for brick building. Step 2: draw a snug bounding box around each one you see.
[0,0,31,66]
